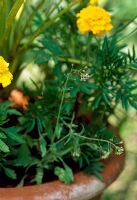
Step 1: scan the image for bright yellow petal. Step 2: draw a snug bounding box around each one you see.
[0,56,9,73]
[0,71,13,87]
[0,56,13,87]
[76,6,113,36]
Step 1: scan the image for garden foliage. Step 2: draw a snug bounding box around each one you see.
[0,0,137,186]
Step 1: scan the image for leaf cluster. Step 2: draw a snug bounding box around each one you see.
[89,37,137,113]
[0,66,124,185]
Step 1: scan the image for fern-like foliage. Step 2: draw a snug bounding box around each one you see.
[90,36,137,112]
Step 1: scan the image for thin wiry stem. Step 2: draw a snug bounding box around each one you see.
[52,68,73,143]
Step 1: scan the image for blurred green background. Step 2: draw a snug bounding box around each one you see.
[101,0,137,199]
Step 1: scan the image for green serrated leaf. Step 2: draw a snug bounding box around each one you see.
[54,165,73,184]
[35,167,44,184]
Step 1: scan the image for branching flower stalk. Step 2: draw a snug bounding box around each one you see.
[51,126,123,158]
[72,133,123,153]
[52,68,73,143]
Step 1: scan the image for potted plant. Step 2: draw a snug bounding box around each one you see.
[0,0,136,199]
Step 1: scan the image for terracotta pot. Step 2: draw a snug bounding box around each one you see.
[0,151,125,200]
[2,89,125,199]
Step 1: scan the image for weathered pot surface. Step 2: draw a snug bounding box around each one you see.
[0,151,125,200]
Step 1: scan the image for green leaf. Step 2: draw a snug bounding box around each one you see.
[46,125,54,141]
[127,80,137,85]
[131,62,137,68]
[70,87,79,97]
[41,38,62,56]
[121,95,128,111]
[35,55,51,64]
[129,99,137,110]
[80,84,91,95]
[12,144,32,167]
[54,165,74,184]
[102,36,109,51]
[8,109,22,116]
[102,93,111,106]
[80,81,95,95]
[0,139,9,153]
[35,167,44,184]
[55,124,62,139]
[3,167,17,180]
[39,138,47,157]
[37,117,44,134]
[25,118,35,133]
[0,131,7,139]
[16,175,27,187]
[92,95,102,110]
[85,82,96,89]
[132,45,136,60]
[63,102,73,115]
[0,0,6,39]
[3,0,24,42]
[101,129,115,140]
[93,171,103,181]
[84,162,104,181]
[4,127,24,144]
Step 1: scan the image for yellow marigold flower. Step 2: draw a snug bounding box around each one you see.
[90,0,100,5]
[76,6,113,36]
[0,56,13,87]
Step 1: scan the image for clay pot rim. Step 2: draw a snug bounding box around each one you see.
[0,150,126,200]
[1,90,126,199]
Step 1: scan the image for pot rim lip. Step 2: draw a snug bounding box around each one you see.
[0,150,126,200]
[0,150,126,196]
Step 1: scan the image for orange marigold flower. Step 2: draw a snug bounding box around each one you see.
[90,0,100,5]
[76,5,113,36]
[0,56,13,87]
[9,89,29,111]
